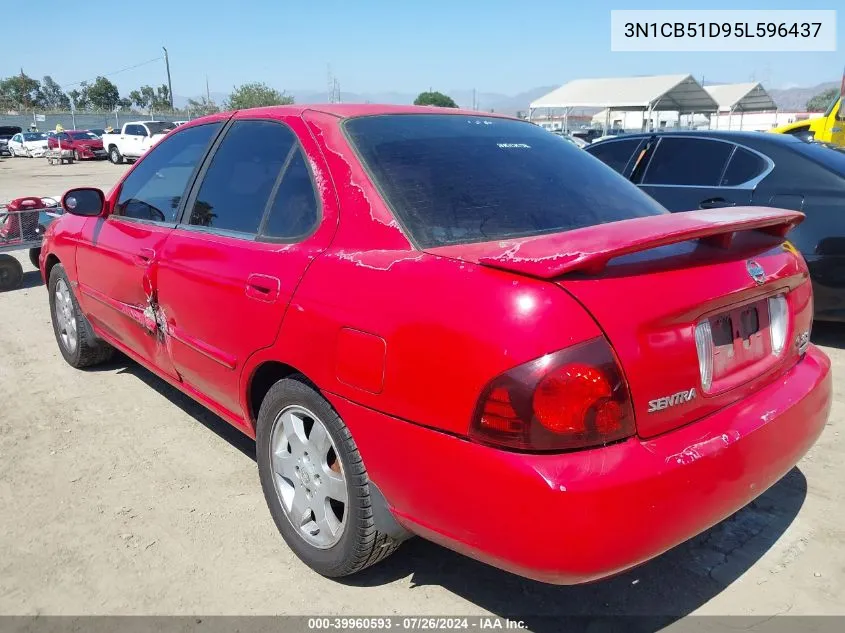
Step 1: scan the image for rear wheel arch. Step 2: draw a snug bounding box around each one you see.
[247,360,316,429]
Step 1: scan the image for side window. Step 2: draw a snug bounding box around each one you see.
[12,134,20,142]
[114,123,221,223]
[642,138,733,186]
[720,147,768,186]
[59,133,69,141]
[189,120,295,235]
[586,139,642,174]
[261,148,320,239]
[137,126,149,137]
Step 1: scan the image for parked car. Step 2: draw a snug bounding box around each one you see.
[585,130,845,321]
[40,105,830,585]
[571,128,603,144]
[6,131,49,157]
[87,128,106,139]
[47,130,106,161]
[0,125,22,156]
[101,120,177,164]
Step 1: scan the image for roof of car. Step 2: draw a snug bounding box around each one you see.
[590,129,805,148]
[194,103,517,121]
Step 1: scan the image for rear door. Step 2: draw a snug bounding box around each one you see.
[155,114,333,418]
[75,120,224,376]
[635,137,766,211]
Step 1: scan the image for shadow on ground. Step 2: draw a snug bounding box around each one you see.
[811,321,845,350]
[98,355,806,632]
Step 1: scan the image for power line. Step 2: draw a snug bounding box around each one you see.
[62,56,164,88]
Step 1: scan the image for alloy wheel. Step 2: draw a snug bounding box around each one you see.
[269,405,348,549]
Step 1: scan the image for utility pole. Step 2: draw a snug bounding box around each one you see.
[162,47,174,110]
[206,75,211,102]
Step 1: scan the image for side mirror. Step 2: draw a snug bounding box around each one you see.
[62,188,105,217]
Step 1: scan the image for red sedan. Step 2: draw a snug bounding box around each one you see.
[39,105,831,584]
[47,130,106,160]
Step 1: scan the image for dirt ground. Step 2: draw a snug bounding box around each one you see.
[1,156,844,627]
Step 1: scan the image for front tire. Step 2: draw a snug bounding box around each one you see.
[256,376,400,577]
[48,263,114,368]
[73,149,80,161]
[109,146,123,164]
[28,247,40,269]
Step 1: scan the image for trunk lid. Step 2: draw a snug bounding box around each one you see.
[427,208,813,438]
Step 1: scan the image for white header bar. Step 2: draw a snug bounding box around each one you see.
[611,10,836,52]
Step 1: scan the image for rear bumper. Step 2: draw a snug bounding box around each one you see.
[330,345,831,584]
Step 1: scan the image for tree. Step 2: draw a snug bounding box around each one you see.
[0,72,43,110]
[117,98,132,111]
[187,96,220,116]
[68,82,90,110]
[224,82,293,110]
[806,88,839,112]
[87,76,120,111]
[40,76,70,110]
[154,84,171,111]
[413,91,458,108]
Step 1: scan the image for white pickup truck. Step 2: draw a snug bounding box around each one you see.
[102,121,177,164]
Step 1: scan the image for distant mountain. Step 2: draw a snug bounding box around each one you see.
[173,80,841,115]
[767,81,838,111]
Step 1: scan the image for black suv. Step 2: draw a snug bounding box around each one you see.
[586,130,845,321]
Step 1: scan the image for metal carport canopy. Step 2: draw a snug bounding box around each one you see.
[529,74,719,113]
[704,82,777,112]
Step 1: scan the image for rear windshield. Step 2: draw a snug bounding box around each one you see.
[146,122,176,135]
[344,114,667,247]
[793,140,845,176]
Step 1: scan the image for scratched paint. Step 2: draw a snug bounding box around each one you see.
[666,430,742,466]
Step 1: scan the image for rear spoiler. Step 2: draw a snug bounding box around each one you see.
[475,207,804,279]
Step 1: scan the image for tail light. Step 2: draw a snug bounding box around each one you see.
[768,294,788,355]
[694,320,714,392]
[469,337,635,451]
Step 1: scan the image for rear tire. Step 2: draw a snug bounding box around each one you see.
[109,146,123,164]
[48,263,114,368]
[256,376,400,577]
[0,254,23,291]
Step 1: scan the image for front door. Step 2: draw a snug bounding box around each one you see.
[829,99,845,148]
[75,120,224,376]
[155,114,331,418]
[635,136,764,211]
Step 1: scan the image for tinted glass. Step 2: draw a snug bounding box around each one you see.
[720,147,768,186]
[190,121,295,234]
[643,137,733,186]
[23,133,46,141]
[792,141,845,176]
[345,115,666,247]
[147,122,176,135]
[115,123,220,222]
[69,132,97,140]
[262,148,319,239]
[586,139,642,173]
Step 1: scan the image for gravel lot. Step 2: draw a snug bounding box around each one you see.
[1,155,843,627]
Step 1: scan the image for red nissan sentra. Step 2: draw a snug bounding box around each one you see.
[39,105,831,584]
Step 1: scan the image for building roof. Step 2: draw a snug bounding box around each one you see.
[704,83,777,112]
[529,74,719,113]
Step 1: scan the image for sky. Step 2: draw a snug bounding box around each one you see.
[3,0,843,98]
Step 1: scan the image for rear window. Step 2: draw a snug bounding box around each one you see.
[586,139,643,174]
[344,114,667,248]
